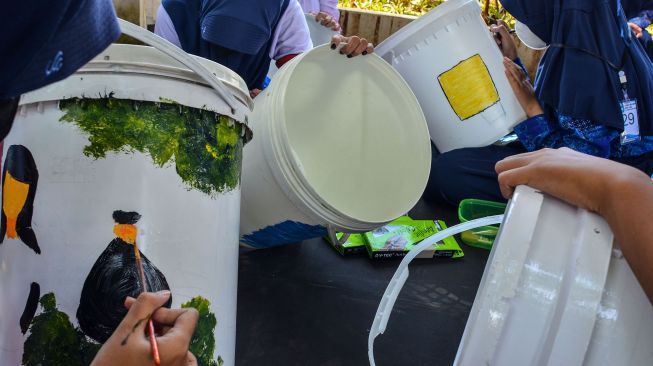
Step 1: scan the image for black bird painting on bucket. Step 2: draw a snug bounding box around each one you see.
[77,210,172,343]
[1,145,40,254]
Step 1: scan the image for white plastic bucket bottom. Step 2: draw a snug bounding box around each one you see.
[240,45,432,249]
[0,20,252,366]
[376,0,526,152]
[368,185,653,365]
[455,186,653,365]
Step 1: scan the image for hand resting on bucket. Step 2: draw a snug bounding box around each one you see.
[495,147,653,304]
[330,35,375,58]
[314,11,341,31]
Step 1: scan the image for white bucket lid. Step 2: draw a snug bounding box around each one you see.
[274,45,432,225]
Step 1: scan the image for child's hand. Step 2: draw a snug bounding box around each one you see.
[495,147,649,215]
[491,20,518,61]
[503,57,543,117]
[315,12,341,32]
[250,89,262,99]
[91,291,199,366]
[629,22,644,39]
[330,35,374,58]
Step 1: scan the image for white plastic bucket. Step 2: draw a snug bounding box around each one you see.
[455,186,653,365]
[240,45,432,249]
[0,20,251,366]
[376,0,527,153]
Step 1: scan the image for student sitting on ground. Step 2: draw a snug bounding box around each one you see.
[424,0,653,206]
[155,0,372,97]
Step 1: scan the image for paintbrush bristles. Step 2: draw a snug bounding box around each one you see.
[132,238,149,294]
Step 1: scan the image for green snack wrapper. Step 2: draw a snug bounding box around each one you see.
[364,216,464,260]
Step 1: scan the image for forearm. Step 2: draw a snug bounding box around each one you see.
[602,172,653,303]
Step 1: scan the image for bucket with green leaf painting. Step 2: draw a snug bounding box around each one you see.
[0,20,250,366]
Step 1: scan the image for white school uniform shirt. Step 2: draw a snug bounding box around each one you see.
[297,0,340,20]
[154,0,313,62]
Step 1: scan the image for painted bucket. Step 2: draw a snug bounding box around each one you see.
[0,20,252,366]
[376,0,527,153]
[240,45,432,249]
[455,186,653,365]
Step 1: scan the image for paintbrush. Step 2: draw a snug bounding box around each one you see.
[133,239,162,366]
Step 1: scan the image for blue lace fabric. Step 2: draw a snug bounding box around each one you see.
[514,112,653,158]
[629,10,653,28]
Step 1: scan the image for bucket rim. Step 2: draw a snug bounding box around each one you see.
[376,0,479,57]
[18,44,253,136]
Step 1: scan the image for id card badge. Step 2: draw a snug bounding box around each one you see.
[621,98,641,145]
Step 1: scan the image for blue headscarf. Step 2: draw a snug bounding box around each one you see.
[0,0,119,98]
[163,0,289,90]
[622,0,653,19]
[501,0,653,134]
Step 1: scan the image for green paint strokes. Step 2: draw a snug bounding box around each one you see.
[22,293,100,366]
[182,296,222,366]
[58,98,245,196]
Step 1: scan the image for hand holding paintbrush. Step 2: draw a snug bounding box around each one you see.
[133,239,162,365]
[490,19,519,61]
[90,291,200,366]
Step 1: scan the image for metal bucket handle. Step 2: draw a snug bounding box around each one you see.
[118,19,242,115]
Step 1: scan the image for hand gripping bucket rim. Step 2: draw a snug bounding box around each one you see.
[255,45,431,232]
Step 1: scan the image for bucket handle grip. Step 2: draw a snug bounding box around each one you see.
[327,224,351,247]
[118,19,241,115]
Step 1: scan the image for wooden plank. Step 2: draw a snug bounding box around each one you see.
[339,8,416,45]
[113,0,140,25]
[145,0,161,26]
[345,11,361,37]
[390,16,412,35]
[139,0,146,27]
[339,7,416,22]
[357,12,379,43]
[377,15,394,44]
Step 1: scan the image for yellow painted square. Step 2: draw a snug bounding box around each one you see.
[438,54,500,120]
